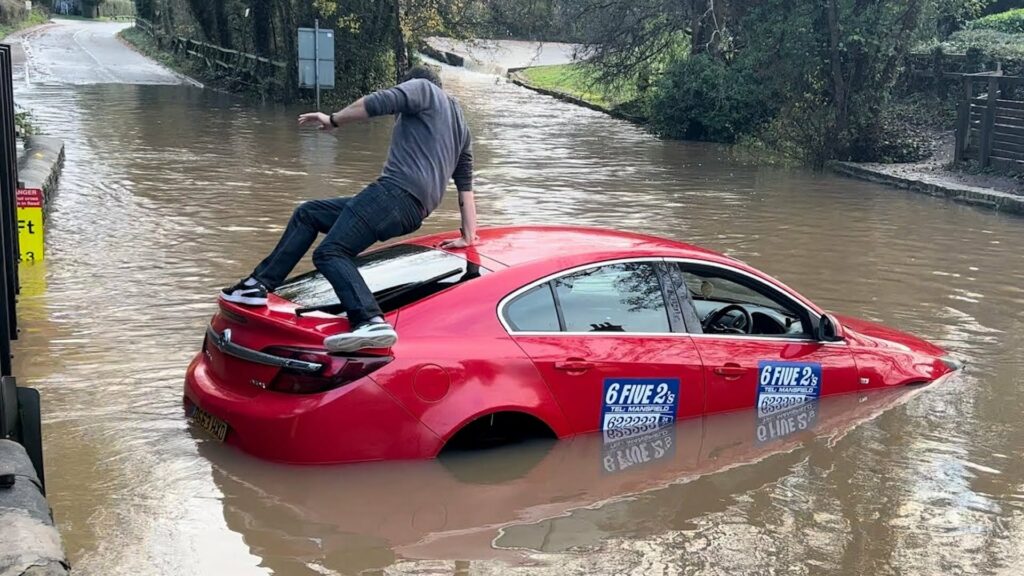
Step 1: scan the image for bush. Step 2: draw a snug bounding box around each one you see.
[0,0,26,25]
[846,100,937,164]
[14,109,34,137]
[968,8,1024,33]
[938,28,1024,60]
[98,0,136,18]
[648,55,774,143]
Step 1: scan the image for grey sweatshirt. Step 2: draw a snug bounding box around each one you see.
[363,79,473,216]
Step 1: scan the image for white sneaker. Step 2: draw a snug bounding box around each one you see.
[324,322,398,352]
[220,277,269,306]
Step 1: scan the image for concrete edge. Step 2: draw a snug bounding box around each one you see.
[829,161,1024,216]
[0,440,69,576]
[506,71,646,125]
[17,135,65,214]
[419,41,465,68]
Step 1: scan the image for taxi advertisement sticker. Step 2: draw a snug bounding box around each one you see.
[601,378,679,431]
[756,361,822,417]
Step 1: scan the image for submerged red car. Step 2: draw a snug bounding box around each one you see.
[184,226,961,464]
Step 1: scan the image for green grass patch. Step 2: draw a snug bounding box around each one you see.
[968,8,1024,34]
[518,63,637,110]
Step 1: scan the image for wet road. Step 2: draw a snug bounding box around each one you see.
[425,37,580,73]
[12,18,187,85]
[9,19,1024,576]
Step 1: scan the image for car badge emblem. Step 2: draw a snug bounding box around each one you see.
[250,379,268,389]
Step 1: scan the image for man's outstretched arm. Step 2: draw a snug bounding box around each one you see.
[298,79,434,129]
[297,98,369,130]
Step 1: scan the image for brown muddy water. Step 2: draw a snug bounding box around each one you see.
[10,33,1024,576]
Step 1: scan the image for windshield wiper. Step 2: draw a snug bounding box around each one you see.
[294,268,464,317]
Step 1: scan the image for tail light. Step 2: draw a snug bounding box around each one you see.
[262,347,392,395]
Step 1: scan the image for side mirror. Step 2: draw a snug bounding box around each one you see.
[815,313,843,342]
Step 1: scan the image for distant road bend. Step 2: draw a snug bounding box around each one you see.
[10,18,194,86]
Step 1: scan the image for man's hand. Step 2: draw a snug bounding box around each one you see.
[439,235,479,249]
[441,190,478,251]
[298,112,333,130]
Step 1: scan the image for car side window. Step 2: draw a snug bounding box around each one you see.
[680,264,811,337]
[505,284,560,332]
[553,262,670,333]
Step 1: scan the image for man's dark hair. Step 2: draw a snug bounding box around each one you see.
[401,65,443,89]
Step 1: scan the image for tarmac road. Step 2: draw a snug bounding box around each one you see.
[7,18,194,86]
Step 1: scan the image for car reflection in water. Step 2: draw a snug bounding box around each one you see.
[198,381,947,574]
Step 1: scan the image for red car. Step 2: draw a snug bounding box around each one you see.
[184,226,961,464]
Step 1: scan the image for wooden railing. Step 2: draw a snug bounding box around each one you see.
[955,72,1024,173]
[905,50,1024,97]
[134,16,153,37]
[169,36,285,71]
[134,18,285,87]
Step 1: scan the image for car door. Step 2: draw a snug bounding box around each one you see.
[673,261,859,416]
[501,260,705,434]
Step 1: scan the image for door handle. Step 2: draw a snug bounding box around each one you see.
[554,359,594,373]
[713,364,748,378]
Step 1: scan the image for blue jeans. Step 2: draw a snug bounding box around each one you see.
[251,181,424,326]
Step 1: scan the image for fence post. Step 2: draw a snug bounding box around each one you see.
[979,75,1000,168]
[955,76,972,164]
[932,46,945,99]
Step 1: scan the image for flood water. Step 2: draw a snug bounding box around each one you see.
[10,37,1024,576]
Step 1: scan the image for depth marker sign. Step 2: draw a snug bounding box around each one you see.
[16,188,43,261]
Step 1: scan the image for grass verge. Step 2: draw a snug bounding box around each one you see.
[518,63,637,111]
[0,8,51,41]
[120,26,297,102]
[118,26,205,84]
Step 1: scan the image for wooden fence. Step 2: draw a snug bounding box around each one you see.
[954,72,1024,173]
[906,50,1024,97]
[134,18,286,90]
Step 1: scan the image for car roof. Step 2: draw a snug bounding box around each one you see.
[408,225,732,268]
[403,225,823,317]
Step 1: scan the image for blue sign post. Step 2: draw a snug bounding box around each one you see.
[298,20,335,110]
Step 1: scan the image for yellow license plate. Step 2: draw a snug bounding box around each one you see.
[191,406,228,442]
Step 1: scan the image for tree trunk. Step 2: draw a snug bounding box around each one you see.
[393,0,409,83]
[690,0,709,56]
[690,0,728,58]
[278,0,299,101]
[827,0,848,155]
[252,0,272,56]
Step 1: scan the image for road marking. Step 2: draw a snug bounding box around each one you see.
[71,26,121,83]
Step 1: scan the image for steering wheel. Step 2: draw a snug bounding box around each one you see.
[702,304,753,335]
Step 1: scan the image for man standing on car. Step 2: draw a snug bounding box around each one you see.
[221,66,478,352]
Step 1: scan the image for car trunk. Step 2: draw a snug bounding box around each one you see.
[203,244,490,394]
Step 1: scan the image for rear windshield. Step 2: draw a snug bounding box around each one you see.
[274,244,489,311]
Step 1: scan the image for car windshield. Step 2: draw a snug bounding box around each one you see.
[274,244,488,312]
